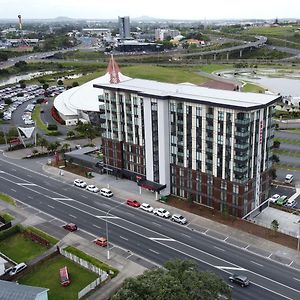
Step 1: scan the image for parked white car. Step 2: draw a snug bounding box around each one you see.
[171,214,187,225]
[140,203,153,213]
[86,185,99,193]
[9,262,27,276]
[269,194,280,203]
[153,208,170,218]
[285,199,296,208]
[74,179,87,188]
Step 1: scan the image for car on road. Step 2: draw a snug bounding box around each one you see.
[86,185,99,193]
[9,262,27,276]
[285,174,294,184]
[171,214,187,225]
[276,195,288,206]
[74,179,87,188]
[229,274,250,287]
[100,188,113,197]
[153,208,171,218]
[285,198,296,208]
[94,236,108,247]
[127,198,141,207]
[140,203,153,213]
[63,223,77,232]
[269,194,280,203]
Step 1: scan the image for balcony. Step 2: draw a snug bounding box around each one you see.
[235,118,250,125]
[235,131,250,138]
[234,143,249,150]
[234,165,248,173]
[206,114,214,119]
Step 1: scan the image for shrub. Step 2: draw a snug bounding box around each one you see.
[47,124,58,131]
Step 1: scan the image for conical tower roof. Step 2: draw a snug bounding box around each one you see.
[107,54,120,84]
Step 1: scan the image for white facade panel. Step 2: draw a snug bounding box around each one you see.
[143,97,154,181]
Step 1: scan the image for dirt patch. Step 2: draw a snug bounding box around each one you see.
[52,161,93,178]
[166,196,298,250]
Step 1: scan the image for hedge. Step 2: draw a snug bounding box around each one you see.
[26,226,59,246]
[64,245,119,278]
[0,224,23,241]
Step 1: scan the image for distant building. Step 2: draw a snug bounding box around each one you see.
[82,28,111,39]
[118,16,131,39]
[155,29,180,41]
[0,280,49,300]
[115,40,163,52]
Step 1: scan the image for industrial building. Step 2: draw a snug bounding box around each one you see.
[118,16,131,39]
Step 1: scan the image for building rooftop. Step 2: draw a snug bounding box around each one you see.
[0,280,49,300]
[94,78,280,110]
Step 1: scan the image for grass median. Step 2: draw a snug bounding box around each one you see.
[0,192,16,206]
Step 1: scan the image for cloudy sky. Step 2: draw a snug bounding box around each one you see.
[0,0,299,20]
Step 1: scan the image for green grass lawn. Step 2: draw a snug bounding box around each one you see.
[121,65,209,84]
[0,233,48,263]
[0,192,16,206]
[242,82,265,93]
[19,255,98,300]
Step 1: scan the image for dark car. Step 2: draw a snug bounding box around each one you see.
[63,223,77,232]
[229,274,250,287]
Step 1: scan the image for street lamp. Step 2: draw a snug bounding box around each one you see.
[105,200,126,260]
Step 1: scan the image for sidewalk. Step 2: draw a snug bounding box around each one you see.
[42,163,300,270]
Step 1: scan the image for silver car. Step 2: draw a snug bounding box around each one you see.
[171,214,187,225]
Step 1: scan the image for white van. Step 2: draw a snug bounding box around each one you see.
[285,199,296,208]
[285,174,294,184]
[100,188,113,198]
[9,262,27,276]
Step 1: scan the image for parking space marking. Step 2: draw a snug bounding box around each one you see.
[148,248,160,255]
[288,261,294,266]
[251,260,264,267]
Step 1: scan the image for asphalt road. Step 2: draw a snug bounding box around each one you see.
[0,157,299,300]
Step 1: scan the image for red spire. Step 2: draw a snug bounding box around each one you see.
[107,54,120,84]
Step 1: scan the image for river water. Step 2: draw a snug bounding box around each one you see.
[0,71,55,87]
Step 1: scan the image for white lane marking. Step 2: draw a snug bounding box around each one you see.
[97,216,120,219]
[251,260,264,267]
[149,249,160,255]
[69,214,77,219]
[11,168,16,171]
[81,195,87,198]
[216,266,246,271]
[214,246,225,252]
[181,233,191,238]
[53,198,73,201]
[47,205,55,209]
[17,183,36,186]
[27,174,32,178]
[27,196,33,199]
[149,238,176,241]
[151,222,161,227]
[120,236,128,241]
[92,224,102,229]
[293,277,300,282]
[1,170,299,297]
[10,188,16,192]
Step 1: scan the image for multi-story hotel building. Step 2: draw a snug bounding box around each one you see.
[94,78,279,217]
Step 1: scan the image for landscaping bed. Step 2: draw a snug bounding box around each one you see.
[166,196,298,250]
[19,254,98,300]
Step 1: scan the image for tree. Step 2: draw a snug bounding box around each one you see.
[42,83,49,90]
[67,130,75,139]
[37,137,48,152]
[47,141,61,153]
[72,81,79,87]
[57,79,64,86]
[272,154,280,163]
[273,140,280,149]
[112,259,231,300]
[61,143,70,153]
[271,219,279,235]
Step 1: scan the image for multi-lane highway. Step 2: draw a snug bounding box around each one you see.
[0,157,300,299]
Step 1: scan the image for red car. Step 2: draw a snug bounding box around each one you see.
[63,223,77,232]
[127,199,141,207]
[94,237,108,247]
